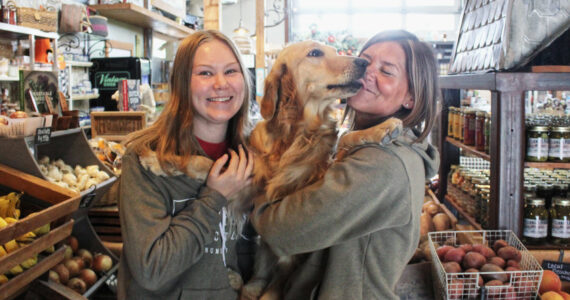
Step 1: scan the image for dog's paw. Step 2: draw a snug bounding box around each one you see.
[240,279,267,300]
[378,117,403,145]
[228,268,244,291]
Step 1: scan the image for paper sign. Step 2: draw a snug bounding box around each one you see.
[542,260,570,282]
[35,127,51,145]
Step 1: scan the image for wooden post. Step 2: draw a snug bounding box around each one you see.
[203,0,221,30]
[255,0,265,104]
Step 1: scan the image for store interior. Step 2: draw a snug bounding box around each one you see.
[0,0,570,299]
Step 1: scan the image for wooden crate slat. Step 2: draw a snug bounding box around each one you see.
[0,220,73,275]
[0,245,66,299]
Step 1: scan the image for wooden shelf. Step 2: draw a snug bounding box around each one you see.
[524,162,570,169]
[66,61,93,68]
[0,23,58,39]
[444,194,483,230]
[445,137,490,161]
[0,75,19,82]
[71,93,99,100]
[526,244,570,250]
[89,3,194,40]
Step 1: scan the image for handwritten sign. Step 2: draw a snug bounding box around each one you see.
[542,260,570,282]
[35,127,51,145]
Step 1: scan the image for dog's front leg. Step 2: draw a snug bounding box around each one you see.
[240,241,279,300]
[336,117,403,161]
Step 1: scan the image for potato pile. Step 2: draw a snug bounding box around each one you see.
[436,240,534,299]
[410,194,455,263]
[421,198,453,236]
[37,157,111,194]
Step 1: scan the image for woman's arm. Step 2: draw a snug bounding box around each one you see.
[251,146,414,256]
[120,153,227,291]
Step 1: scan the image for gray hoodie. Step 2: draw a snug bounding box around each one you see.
[251,129,439,300]
[117,151,241,300]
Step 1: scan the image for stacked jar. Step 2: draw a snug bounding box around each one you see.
[526,115,570,162]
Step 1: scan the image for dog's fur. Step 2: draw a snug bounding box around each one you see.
[238,41,402,300]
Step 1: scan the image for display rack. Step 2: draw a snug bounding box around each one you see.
[438,72,570,240]
[0,23,58,72]
[0,164,80,299]
[0,128,117,208]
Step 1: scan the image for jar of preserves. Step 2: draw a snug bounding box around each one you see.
[553,183,568,198]
[526,126,549,162]
[448,107,455,137]
[550,197,570,245]
[453,108,462,140]
[523,197,549,245]
[537,182,554,208]
[475,111,486,151]
[484,112,491,154]
[477,189,490,228]
[548,126,570,162]
[459,108,465,142]
[463,109,476,145]
[524,183,538,200]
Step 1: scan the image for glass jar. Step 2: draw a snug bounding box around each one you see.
[477,189,490,228]
[553,183,568,198]
[550,197,570,245]
[475,111,486,151]
[448,107,456,137]
[459,108,465,142]
[463,109,477,146]
[453,107,462,140]
[537,182,554,208]
[523,197,549,245]
[484,112,491,154]
[524,183,538,200]
[526,126,550,162]
[548,126,570,162]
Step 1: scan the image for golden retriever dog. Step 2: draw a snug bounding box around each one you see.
[236,41,403,300]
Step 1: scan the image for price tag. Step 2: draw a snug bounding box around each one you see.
[542,260,570,282]
[35,127,52,145]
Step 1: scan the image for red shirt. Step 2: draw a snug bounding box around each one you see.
[197,137,228,160]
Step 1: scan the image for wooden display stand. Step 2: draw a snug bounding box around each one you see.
[0,165,80,299]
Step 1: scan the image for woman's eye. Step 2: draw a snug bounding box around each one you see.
[380,69,392,75]
[307,49,324,57]
[198,71,212,76]
[225,69,239,75]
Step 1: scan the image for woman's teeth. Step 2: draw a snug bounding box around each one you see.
[208,96,232,102]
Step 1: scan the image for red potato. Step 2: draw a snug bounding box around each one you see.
[492,239,509,253]
[436,245,455,261]
[465,268,484,286]
[487,256,506,268]
[472,244,496,259]
[458,244,473,253]
[443,261,462,273]
[506,259,520,268]
[444,248,466,263]
[462,251,486,269]
[480,263,508,283]
[448,279,464,300]
[497,246,522,262]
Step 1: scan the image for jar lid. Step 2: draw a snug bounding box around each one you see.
[466,109,477,115]
[554,197,570,206]
[538,183,554,190]
[476,111,487,117]
[554,183,569,189]
[551,127,570,133]
[528,126,549,132]
[524,183,538,191]
[527,197,545,205]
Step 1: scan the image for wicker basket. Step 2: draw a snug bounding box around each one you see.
[16,7,58,32]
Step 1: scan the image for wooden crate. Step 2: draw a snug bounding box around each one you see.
[90,111,146,142]
[0,164,80,299]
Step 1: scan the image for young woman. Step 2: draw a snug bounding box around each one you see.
[118,30,254,299]
[250,30,440,299]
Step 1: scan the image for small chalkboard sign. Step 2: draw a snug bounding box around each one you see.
[542,260,570,282]
[35,127,51,145]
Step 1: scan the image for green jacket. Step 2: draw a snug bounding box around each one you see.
[251,129,439,300]
[117,151,241,300]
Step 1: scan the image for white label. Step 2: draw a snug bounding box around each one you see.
[523,218,548,238]
[527,137,548,158]
[548,138,570,159]
[552,218,570,238]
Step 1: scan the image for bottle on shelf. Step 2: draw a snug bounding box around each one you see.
[523,197,549,245]
[550,197,570,246]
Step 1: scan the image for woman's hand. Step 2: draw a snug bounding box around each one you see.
[207,145,254,199]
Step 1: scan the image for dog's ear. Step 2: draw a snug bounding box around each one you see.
[260,63,287,120]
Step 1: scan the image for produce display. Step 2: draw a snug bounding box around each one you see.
[89,138,125,175]
[410,190,455,264]
[37,156,111,193]
[0,192,54,286]
[49,236,115,295]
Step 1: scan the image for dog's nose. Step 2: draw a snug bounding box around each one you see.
[353,58,369,68]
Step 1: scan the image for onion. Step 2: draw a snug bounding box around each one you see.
[77,249,93,268]
[51,264,69,285]
[92,254,113,273]
[67,277,87,294]
[79,268,98,287]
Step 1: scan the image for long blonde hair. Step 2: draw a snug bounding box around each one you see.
[345,30,439,142]
[126,30,252,174]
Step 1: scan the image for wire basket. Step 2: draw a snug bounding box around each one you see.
[428,230,543,300]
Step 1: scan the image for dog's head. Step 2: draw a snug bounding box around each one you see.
[260,41,368,120]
